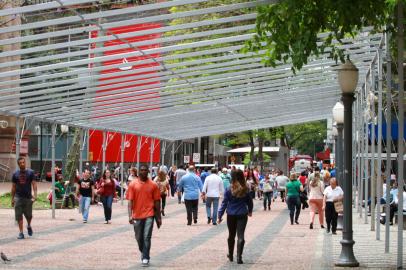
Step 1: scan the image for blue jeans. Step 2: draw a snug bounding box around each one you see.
[133,217,154,260]
[101,195,113,221]
[79,196,91,221]
[205,197,219,223]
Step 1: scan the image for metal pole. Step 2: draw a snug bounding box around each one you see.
[79,129,84,176]
[213,137,216,164]
[337,123,344,186]
[376,47,383,240]
[396,3,404,267]
[136,136,141,172]
[39,121,43,181]
[171,141,175,166]
[161,140,166,166]
[384,30,391,254]
[370,66,376,231]
[352,106,356,209]
[102,130,106,172]
[336,92,359,267]
[120,133,124,206]
[198,137,201,157]
[356,94,362,212]
[364,83,369,224]
[15,117,20,160]
[360,88,364,219]
[51,123,56,219]
[150,138,155,175]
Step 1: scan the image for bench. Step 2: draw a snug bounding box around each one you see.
[55,198,64,209]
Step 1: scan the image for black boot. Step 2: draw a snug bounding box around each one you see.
[227,238,234,262]
[236,239,245,264]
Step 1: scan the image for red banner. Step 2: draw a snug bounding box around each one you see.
[88,23,162,163]
[88,130,160,163]
[91,23,162,118]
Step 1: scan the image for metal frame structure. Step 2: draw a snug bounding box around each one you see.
[0,0,382,141]
[1,1,404,267]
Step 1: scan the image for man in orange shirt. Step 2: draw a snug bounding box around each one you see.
[127,165,162,267]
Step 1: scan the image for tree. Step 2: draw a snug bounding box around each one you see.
[244,0,403,72]
[284,120,327,155]
[225,127,284,173]
[62,128,82,186]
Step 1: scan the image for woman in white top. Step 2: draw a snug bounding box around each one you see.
[308,172,324,229]
[323,178,343,234]
[127,167,138,183]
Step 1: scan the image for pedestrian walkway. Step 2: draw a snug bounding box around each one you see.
[0,198,404,269]
[312,208,406,270]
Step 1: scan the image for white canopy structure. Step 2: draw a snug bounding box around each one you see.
[227,146,279,153]
[0,0,384,140]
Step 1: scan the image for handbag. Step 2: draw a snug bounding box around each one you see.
[334,200,344,213]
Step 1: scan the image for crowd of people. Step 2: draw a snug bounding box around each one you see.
[9,157,406,267]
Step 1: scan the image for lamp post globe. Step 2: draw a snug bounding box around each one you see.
[60,124,69,134]
[333,102,345,124]
[335,59,359,267]
[338,59,359,94]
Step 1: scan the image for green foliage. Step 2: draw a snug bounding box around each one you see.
[0,192,50,210]
[225,127,284,148]
[284,120,327,155]
[164,0,256,74]
[243,152,271,166]
[244,0,400,72]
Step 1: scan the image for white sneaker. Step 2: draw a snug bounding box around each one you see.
[142,259,149,267]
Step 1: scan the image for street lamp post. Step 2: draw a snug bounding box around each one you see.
[335,59,359,267]
[333,102,344,185]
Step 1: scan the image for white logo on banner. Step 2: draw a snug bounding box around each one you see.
[119,58,132,71]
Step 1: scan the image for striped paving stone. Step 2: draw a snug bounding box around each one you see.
[0,198,182,270]
[312,208,406,270]
[164,201,268,270]
[251,205,320,270]
[5,196,403,270]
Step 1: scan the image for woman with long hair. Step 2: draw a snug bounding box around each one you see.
[308,172,325,229]
[154,170,170,216]
[246,169,258,199]
[127,167,138,183]
[285,172,304,225]
[98,170,116,224]
[218,169,253,264]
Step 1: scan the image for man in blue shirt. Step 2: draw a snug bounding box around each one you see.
[177,166,203,225]
[200,167,210,186]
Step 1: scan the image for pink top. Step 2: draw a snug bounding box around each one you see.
[308,182,324,200]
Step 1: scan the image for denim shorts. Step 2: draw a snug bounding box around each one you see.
[14,197,33,221]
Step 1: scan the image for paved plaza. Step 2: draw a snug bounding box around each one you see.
[0,185,404,270]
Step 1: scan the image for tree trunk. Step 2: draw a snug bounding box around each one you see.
[248,130,255,166]
[63,128,82,186]
[258,134,264,174]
